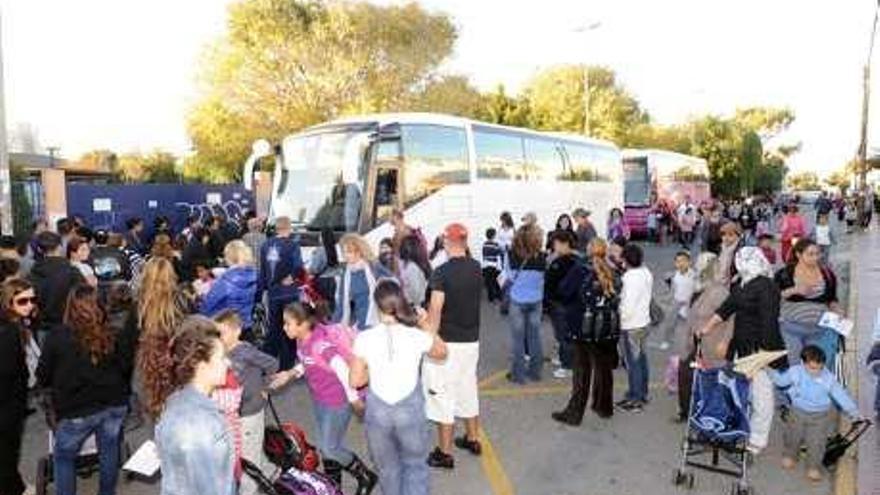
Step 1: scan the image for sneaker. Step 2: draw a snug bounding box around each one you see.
[615,399,633,409]
[552,368,572,379]
[551,356,562,367]
[619,401,644,413]
[659,341,671,351]
[427,447,454,469]
[551,411,582,426]
[454,436,482,456]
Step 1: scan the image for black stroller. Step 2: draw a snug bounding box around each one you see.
[672,348,753,495]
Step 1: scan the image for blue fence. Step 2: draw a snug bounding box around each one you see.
[66,183,255,235]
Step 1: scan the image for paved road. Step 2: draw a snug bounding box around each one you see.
[18,213,858,495]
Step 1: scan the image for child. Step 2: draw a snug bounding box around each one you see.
[811,213,834,264]
[661,251,696,394]
[481,228,503,303]
[769,345,861,482]
[646,208,659,244]
[274,303,377,492]
[193,261,215,300]
[215,310,279,495]
[866,315,880,417]
[757,234,777,266]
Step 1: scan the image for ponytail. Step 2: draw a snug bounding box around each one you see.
[373,279,418,327]
[284,300,330,327]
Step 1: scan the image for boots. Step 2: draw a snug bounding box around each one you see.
[345,455,378,495]
[323,459,343,487]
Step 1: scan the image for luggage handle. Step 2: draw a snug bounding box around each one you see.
[267,393,283,428]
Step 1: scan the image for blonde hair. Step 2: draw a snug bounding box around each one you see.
[137,257,183,337]
[224,239,254,266]
[339,234,376,263]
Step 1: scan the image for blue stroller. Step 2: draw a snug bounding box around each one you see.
[672,352,753,495]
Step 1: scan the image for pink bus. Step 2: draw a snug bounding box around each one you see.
[622,149,711,236]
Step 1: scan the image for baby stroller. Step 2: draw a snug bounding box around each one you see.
[672,346,753,495]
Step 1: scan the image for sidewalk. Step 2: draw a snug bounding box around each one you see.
[842,224,880,495]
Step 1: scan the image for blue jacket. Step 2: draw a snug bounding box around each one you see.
[508,253,546,305]
[332,263,391,329]
[155,385,235,495]
[200,266,258,328]
[257,235,304,302]
[769,364,859,418]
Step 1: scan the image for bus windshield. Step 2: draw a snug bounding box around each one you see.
[623,158,650,205]
[274,126,374,231]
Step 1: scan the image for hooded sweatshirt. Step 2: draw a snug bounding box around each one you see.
[28,256,85,330]
[200,266,258,328]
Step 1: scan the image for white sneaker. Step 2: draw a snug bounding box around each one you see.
[658,341,671,351]
[23,485,36,495]
[553,368,572,379]
[551,356,562,367]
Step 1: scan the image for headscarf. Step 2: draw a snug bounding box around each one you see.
[735,247,772,286]
[694,252,718,293]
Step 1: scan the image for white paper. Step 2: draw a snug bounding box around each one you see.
[92,198,112,212]
[123,440,161,476]
[148,200,158,209]
[818,311,854,338]
[206,193,222,205]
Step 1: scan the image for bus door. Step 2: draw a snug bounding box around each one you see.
[360,125,404,232]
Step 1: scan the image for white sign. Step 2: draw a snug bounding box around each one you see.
[92,198,112,212]
[148,200,158,209]
[818,311,854,339]
[233,192,241,199]
[206,193,222,205]
[123,440,161,477]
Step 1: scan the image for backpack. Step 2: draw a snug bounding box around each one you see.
[263,397,321,472]
[275,468,343,495]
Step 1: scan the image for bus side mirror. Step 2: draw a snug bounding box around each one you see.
[243,139,273,191]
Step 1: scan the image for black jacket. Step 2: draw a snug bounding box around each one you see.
[29,257,85,330]
[0,320,28,429]
[716,276,786,367]
[91,245,132,282]
[36,318,137,420]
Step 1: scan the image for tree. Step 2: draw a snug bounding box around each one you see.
[786,171,820,191]
[117,151,179,183]
[397,75,484,118]
[739,131,762,196]
[187,0,457,181]
[825,168,852,194]
[480,85,531,127]
[75,149,119,173]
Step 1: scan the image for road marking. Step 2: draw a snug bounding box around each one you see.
[479,369,509,389]
[481,386,569,397]
[478,427,515,495]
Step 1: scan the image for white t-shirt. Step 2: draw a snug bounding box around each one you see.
[353,322,432,405]
[672,269,696,318]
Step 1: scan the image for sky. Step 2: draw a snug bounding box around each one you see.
[2,0,879,175]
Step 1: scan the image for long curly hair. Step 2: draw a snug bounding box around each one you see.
[141,315,221,418]
[512,225,542,262]
[589,238,616,297]
[64,284,114,365]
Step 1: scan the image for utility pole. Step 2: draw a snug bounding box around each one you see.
[574,21,602,137]
[859,0,880,190]
[0,10,11,235]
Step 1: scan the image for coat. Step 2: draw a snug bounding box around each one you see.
[200,266,258,328]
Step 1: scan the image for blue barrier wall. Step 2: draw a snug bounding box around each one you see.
[66,183,255,235]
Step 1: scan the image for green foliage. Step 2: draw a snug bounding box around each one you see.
[739,131,763,196]
[117,151,179,183]
[187,0,458,182]
[825,169,851,194]
[480,85,531,127]
[786,171,820,191]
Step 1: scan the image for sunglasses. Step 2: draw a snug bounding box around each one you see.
[13,296,36,307]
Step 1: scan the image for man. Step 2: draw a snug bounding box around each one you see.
[572,208,597,254]
[124,217,146,256]
[207,215,227,261]
[28,232,84,336]
[90,230,131,282]
[55,218,75,254]
[815,191,833,221]
[421,223,483,469]
[257,216,303,371]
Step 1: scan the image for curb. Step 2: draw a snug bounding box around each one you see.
[834,239,859,495]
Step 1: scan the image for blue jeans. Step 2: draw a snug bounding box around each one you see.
[508,301,544,382]
[780,319,840,370]
[549,306,573,369]
[620,328,649,402]
[54,405,128,495]
[312,402,354,465]
[364,388,430,495]
[264,294,297,370]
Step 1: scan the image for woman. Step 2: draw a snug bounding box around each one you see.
[135,257,188,419]
[543,230,580,379]
[37,284,137,495]
[181,228,213,283]
[717,221,742,286]
[68,237,98,287]
[151,316,235,495]
[545,214,576,253]
[0,279,35,495]
[700,247,786,454]
[398,235,430,308]
[779,204,807,263]
[552,238,621,424]
[607,208,630,242]
[775,239,842,369]
[200,240,258,331]
[505,225,546,384]
[675,252,733,422]
[333,234,390,331]
[280,303,377,493]
[350,280,447,495]
[497,211,516,256]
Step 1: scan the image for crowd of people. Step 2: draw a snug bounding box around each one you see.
[0,192,870,495]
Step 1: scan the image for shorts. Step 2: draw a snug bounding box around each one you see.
[423,342,480,424]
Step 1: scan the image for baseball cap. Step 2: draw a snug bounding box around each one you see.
[572,208,591,218]
[444,223,468,242]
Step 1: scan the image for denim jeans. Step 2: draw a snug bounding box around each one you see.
[780,319,840,370]
[264,295,297,370]
[548,306,573,369]
[620,328,649,402]
[54,405,128,495]
[312,402,354,465]
[364,388,430,495]
[508,301,544,383]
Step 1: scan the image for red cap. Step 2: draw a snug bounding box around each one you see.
[444,223,468,242]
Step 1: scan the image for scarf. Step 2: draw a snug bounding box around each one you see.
[735,247,772,286]
[341,262,379,330]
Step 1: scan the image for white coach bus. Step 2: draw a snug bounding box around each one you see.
[244,113,623,253]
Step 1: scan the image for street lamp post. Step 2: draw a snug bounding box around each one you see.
[574,21,602,136]
[0,9,12,235]
[859,0,880,190]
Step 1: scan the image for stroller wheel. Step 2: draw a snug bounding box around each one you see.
[672,469,695,489]
[730,481,753,495]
